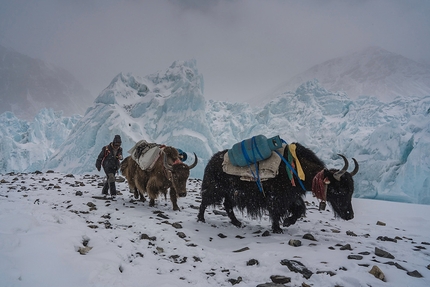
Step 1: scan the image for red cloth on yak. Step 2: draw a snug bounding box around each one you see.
[312,170,326,201]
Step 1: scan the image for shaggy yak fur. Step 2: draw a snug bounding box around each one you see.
[197,143,359,233]
[120,146,198,211]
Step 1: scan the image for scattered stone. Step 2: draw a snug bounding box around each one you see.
[288,239,302,247]
[347,255,363,260]
[78,246,92,255]
[376,221,386,226]
[75,191,83,196]
[233,247,250,253]
[169,255,187,264]
[280,259,313,279]
[246,259,259,266]
[228,277,242,285]
[140,234,156,241]
[177,232,186,239]
[82,238,90,247]
[384,261,407,271]
[346,231,357,236]
[262,230,271,237]
[135,252,144,258]
[331,229,341,233]
[377,236,397,243]
[87,202,97,211]
[427,264,430,270]
[213,210,227,216]
[302,233,316,241]
[422,241,430,245]
[235,235,245,239]
[375,247,395,259]
[218,233,227,239]
[369,265,385,281]
[270,275,291,284]
[340,244,352,251]
[156,213,169,219]
[407,270,423,278]
[155,247,164,254]
[193,256,202,262]
[172,222,183,229]
[358,251,371,255]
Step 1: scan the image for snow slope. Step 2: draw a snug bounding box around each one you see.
[0,172,429,287]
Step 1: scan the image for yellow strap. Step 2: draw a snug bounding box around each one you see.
[288,144,305,180]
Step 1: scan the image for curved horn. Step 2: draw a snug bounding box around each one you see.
[188,153,198,170]
[163,152,173,171]
[333,154,349,181]
[349,158,359,176]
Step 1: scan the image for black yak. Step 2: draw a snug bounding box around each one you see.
[197,143,358,233]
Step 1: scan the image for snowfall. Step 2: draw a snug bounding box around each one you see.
[0,171,429,287]
[1,59,430,287]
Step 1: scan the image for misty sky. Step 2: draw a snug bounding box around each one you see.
[1,0,430,103]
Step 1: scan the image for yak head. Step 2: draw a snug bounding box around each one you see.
[323,155,359,221]
[163,149,198,198]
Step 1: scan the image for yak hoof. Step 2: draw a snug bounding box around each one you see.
[283,216,297,227]
[231,220,242,228]
[197,215,206,223]
[272,227,284,234]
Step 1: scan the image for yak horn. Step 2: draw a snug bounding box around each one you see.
[350,158,359,176]
[188,153,198,169]
[333,154,349,181]
[163,153,173,171]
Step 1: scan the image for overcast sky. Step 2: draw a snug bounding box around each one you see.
[1,0,430,103]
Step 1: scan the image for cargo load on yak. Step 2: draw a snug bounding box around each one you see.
[127,140,188,171]
[127,140,163,171]
[223,134,306,194]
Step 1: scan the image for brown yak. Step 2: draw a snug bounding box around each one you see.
[120,146,198,210]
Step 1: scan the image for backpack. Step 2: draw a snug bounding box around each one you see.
[101,145,110,166]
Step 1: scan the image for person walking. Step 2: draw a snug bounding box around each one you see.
[95,135,123,198]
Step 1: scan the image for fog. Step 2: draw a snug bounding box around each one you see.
[1,0,429,103]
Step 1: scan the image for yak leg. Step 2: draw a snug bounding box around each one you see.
[197,204,206,223]
[223,195,242,228]
[137,188,146,202]
[197,188,216,223]
[283,198,306,227]
[270,213,283,234]
[169,187,180,211]
[147,177,162,208]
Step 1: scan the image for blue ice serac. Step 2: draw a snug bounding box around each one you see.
[228,135,283,167]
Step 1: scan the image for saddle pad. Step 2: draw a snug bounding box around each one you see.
[222,145,286,181]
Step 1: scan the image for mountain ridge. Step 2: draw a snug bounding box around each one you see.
[0,44,94,119]
[253,46,430,106]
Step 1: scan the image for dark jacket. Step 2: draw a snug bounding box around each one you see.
[96,143,123,173]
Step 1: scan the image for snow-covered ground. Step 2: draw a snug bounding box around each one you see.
[1,171,429,287]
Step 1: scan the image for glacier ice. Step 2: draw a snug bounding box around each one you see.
[0,61,429,205]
